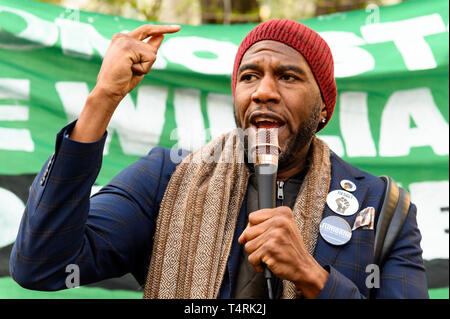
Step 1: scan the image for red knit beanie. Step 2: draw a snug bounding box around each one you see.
[231,19,337,131]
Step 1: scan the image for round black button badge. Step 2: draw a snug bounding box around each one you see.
[319,216,352,246]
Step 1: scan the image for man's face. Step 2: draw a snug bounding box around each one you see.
[234,40,326,167]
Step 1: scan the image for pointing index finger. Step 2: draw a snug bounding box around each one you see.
[128,24,181,41]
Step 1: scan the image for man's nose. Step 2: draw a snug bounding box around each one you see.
[251,75,280,104]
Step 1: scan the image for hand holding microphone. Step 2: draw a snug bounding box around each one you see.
[251,127,280,299]
[238,127,327,299]
[235,127,279,299]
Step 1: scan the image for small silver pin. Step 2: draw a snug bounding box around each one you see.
[340,179,356,192]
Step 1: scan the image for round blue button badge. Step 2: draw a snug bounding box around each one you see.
[319,216,352,246]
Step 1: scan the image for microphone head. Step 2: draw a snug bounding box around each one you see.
[248,128,281,167]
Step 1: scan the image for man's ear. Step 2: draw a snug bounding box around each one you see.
[316,102,328,131]
[320,102,327,123]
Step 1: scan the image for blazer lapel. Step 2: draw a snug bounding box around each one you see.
[313,152,368,268]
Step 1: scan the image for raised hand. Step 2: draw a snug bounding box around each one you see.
[96,24,181,104]
[70,24,181,143]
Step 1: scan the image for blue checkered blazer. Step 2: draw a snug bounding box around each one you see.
[10,121,429,298]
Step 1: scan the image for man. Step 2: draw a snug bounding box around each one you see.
[10,19,428,299]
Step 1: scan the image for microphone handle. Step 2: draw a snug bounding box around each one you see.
[255,164,277,300]
[255,165,277,209]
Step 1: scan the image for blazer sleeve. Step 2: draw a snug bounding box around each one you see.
[317,203,429,299]
[9,121,169,291]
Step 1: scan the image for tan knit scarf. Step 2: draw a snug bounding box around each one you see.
[143,129,331,299]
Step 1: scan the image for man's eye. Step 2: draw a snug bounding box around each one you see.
[280,74,298,81]
[240,74,255,81]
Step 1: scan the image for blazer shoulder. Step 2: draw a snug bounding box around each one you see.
[142,146,190,173]
[142,146,191,184]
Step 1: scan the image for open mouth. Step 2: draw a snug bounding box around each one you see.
[250,114,285,130]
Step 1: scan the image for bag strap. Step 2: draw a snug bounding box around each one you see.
[373,175,411,267]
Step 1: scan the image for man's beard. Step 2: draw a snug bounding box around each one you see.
[278,103,321,168]
[235,101,321,169]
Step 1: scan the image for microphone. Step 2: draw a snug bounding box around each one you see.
[249,127,280,300]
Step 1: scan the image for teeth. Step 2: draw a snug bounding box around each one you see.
[254,116,277,123]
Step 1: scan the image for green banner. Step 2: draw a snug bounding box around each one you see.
[0,0,448,297]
